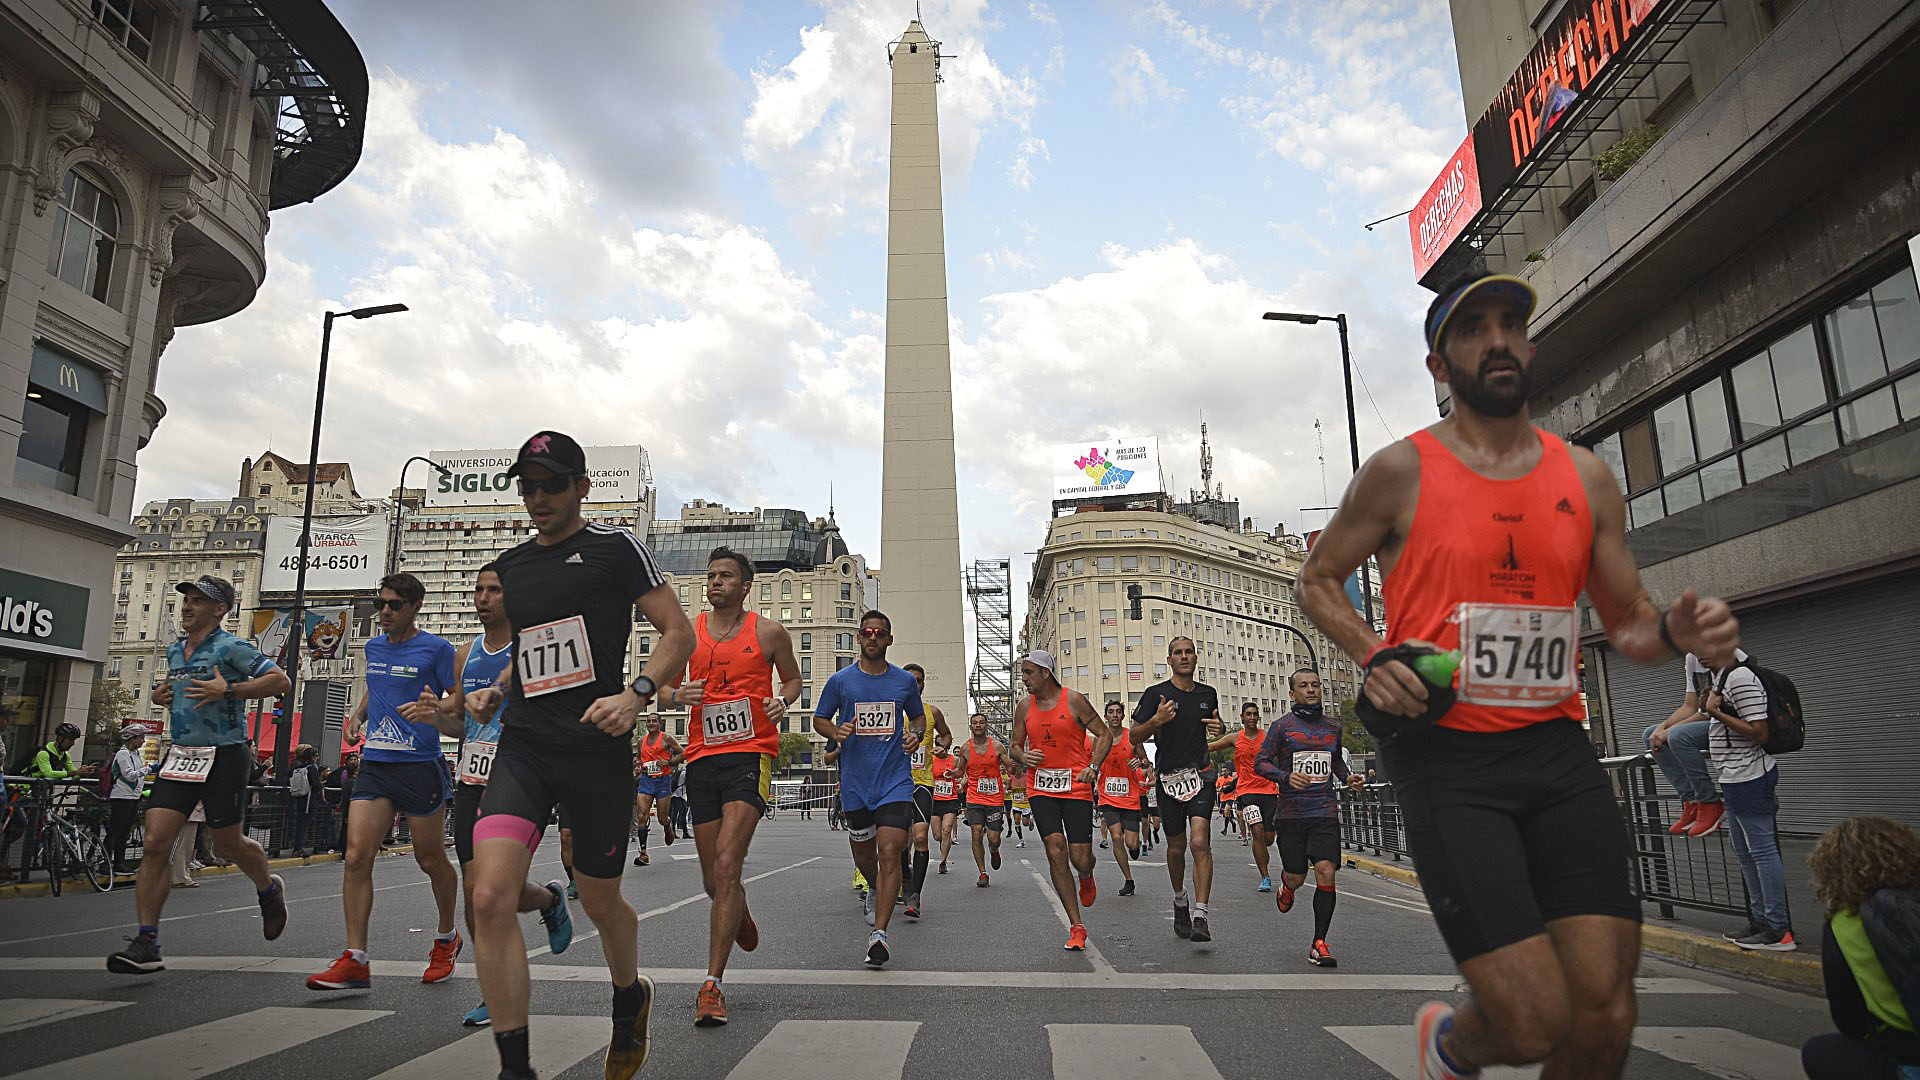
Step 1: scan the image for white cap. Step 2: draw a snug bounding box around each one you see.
[1024,650,1056,673]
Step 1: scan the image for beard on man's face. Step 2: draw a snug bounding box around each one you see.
[1446,349,1532,418]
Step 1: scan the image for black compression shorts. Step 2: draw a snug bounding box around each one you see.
[146,743,252,830]
[1275,817,1340,875]
[1029,795,1095,844]
[1380,718,1640,964]
[685,752,772,826]
[1099,805,1142,831]
[478,732,633,879]
[1239,793,1279,832]
[843,801,913,841]
[912,785,935,823]
[453,782,485,864]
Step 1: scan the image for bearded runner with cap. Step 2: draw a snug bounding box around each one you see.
[464,431,694,1080]
[1007,650,1111,950]
[955,713,1006,886]
[899,663,952,919]
[1131,636,1226,943]
[668,545,801,1027]
[1254,669,1365,969]
[108,575,290,975]
[814,610,924,968]
[1299,273,1741,1080]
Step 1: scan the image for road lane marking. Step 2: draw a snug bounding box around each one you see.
[0,998,131,1034]
[725,1020,920,1079]
[6,1005,388,1080]
[1327,1025,1540,1078]
[524,856,820,959]
[1023,861,1118,975]
[1631,1026,1802,1078]
[0,956,1735,994]
[1048,1023,1225,1080]
[1337,888,1432,914]
[368,1015,605,1079]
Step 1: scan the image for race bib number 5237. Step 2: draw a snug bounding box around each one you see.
[1456,603,1577,707]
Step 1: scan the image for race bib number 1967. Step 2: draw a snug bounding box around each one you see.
[1457,603,1577,707]
[160,744,216,783]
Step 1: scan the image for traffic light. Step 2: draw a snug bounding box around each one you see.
[1126,584,1143,621]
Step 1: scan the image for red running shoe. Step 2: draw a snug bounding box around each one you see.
[1277,883,1295,913]
[423,931,461,984]
[1064,924,1088,951]
[1077,873,1097,909]
[735,910,759,952]
[307,950,370,991]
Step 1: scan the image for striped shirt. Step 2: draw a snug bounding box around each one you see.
[1708,665,1773,784]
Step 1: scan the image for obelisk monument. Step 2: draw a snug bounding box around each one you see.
[879,18,967,721]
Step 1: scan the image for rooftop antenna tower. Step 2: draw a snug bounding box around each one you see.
[1315,418,1329,507]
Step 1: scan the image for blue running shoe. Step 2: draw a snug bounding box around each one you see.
[540,880,574,955]
[462,1001,490,1027]
[1258,876,1273,893]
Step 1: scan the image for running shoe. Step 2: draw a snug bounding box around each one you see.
[107,934,163,975]
[1064,924,1088,951]
[662,822,676,846]
[1415,1001,1478,1080]
[863,888,877,927]
[259,874,288,940]
[991,849,1001,871]
[977,873,990,888]
[1077,873,1097,909]
[735,910,760,952]
[1257,876,1272,893]
[695,980,728,1027]
[864,930,890,968]
[423,931,462,983]
[1309,939,1338,968]
[1686,802,1725,837]
[604,974,655,1080]
[1722,919,1765,941]
[566,878,579,901]
[1736,927,1796,951]
[540,881,573,955]
[905,896,921,920]
[462,1002,490,1027]
[1016,840,1025,848]
[1668,801,1700,835]
[307,950,371,990]
[938,859,948,875]
[1189,915,1212,943]
[1118,879,1135,897]
[1277,883,1295,913]
[1173,902,1192,939]
[633,849,650,867]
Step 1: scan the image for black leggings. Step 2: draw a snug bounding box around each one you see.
[1802,1033,1913,1079]
[106,799,140,868]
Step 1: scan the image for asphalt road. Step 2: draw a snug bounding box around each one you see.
[0,817,1828,1078]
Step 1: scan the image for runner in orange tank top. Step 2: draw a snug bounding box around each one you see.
[666,546,801,1027]
[1094,700,1147,896]
[631,717,682,866]
[1297,274,1740,1080]
[955,714,1007,886]
[1006,650,1110,951]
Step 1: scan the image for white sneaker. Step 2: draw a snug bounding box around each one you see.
[1415,1001,1480,1079]
[863,889,876,927]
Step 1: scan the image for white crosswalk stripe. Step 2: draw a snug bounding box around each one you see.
[725,1020,922,1079]
[368,1016,607,1080]
[1327,1024,1803,1079]
[0,998,132,1034]
[1048,1023,1225,1080]
[4,1005,388,1080]
[1328,1026,1541,1078]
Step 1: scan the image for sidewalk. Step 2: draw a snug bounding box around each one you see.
[0,844,420,901]
[1342,847,1824,992]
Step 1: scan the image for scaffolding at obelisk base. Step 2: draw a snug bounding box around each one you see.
[966,559,1016,744]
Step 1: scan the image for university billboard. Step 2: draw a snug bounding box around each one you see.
[1052,437,1163,500]
[425,445,647,507]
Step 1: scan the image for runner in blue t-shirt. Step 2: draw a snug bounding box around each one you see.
[813,610,924,968]
[310,573,462,992]
[108,576,292,976]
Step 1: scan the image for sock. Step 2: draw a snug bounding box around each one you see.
[1434,1015,1474,1075]
[435,929,458,944]
[1194,901,1209,918]
[911,851,929,894]
[1173,890,1189,906]
[348,948,368,964]
[1313,884,1337,941]
[611,979,645,1048]
[637,825,649,850]
[703,975,721,989]
[494,1026,532,1075]
[137,925,159,943]
[900,847,913,886]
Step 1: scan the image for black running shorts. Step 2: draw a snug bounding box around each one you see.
[1380,718,1640,964]
[145,743,252,830]
[932,799,963,819]
[352,758,451,819]
[452,782,484,864]
[964,805,1004,831]
[1155,768,1217,828]
[1239,793,1279,831]
[478,731,633,879]
[1099,805,1143,832]
[912,785,935,824]
[1029,794,1095,844]
[843,801,913,841]
[685,752,772,826]
[1275,816,1340,876]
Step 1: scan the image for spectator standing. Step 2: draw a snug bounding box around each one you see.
[1704,647,1793,950]
[316,765,341,854]
[287,745,320,857]
[670,765,690,836]
[1802,815,1920,1079]
[1644,649,1746,836]
[107,726,152,873]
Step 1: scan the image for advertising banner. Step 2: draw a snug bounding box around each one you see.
[0,567,89,657]
[252,609,292,662]
[426,445,646,507]
[1052,436,1163,500]
[254,606,352,662]
[262,515,388,594]
[1409,133,1482,280]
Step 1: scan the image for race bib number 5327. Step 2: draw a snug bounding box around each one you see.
[1457,603,1577,707]
[854,701,896,737]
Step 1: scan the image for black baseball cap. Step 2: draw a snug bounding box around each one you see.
[1423,273,1536,352]
[176,575,236,609]
[506,431,587,478]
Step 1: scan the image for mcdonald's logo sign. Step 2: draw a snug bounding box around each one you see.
[28,342,109,413]
[59,363,81,393]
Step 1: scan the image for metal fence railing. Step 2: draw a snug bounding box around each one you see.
[1335,752,1751,920]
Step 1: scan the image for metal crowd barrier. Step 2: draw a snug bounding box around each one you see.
[1334,752,1751,920]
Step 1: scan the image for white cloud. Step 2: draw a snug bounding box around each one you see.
[1108,45,1184,110]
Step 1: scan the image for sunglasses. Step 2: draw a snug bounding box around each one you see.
[517,475,575,496]
[856,627,888,639]
[376,597,413,611]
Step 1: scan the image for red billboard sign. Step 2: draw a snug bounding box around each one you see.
[1409,133,1482,280]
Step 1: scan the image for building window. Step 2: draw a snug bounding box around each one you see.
[1561,176,1596,223]
[839,583,851,601]
[192,63,227,156]
[47,170,119,304]
[801,657,812,679]
[18,386,90,495]
[800,607,812,621]
[801,584,812,601]
[801,632,812,651]
[638,636,651,655]
[90,0,156,62]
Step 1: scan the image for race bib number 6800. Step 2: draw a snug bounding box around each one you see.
[1457,603,1577,707]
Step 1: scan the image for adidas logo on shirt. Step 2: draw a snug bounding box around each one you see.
[565,553,584,564]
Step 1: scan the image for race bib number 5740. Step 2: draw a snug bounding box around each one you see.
[1457,603,1577,707]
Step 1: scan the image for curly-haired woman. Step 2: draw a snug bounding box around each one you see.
[1802,815,1920,1079]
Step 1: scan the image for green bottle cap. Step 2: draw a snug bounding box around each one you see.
[1411,649,1462,686]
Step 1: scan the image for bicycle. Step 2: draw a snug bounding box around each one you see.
[38,788,114,896]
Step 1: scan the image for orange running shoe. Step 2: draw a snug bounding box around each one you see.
[695,979,728,1027]
[307,950,370,990]
[1064,924,1089,951]
[735,910,759,952]
[423,930,461,984]
[1077,873,1097,909]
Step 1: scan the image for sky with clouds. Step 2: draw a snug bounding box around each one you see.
[142,0,1469,626]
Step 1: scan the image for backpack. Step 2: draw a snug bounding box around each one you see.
[289,763,312,797]
[1735,656,1806,755]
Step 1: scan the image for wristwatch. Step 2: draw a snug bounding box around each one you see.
[629,675,657,702]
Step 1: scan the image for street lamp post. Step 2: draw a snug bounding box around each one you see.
[389,456,451,577]
[1263,309,1376,629]
[274,303,408,781]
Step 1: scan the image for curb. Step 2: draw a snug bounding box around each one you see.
[0,845,420,901]
[1340,850,1823,991]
